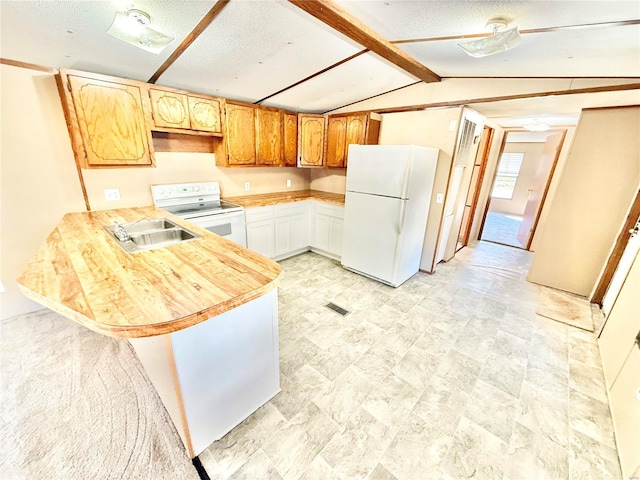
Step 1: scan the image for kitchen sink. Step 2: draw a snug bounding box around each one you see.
[104,218,201,253]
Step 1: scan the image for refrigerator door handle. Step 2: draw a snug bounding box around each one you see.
[397,201,407,235]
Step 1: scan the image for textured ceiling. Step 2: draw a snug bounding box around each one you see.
[1,0,639,123]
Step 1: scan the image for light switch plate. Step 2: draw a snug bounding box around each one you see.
[244,182,250,191]
[104,188,121,201]
[436,193,445,204]
[286,179,291,188]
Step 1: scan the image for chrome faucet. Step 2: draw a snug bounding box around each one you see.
[113,222,129,242]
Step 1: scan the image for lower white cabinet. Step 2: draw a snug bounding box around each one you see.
[245,206,276,258]
[246,201,315,261]
[311,202,344,260]
[274,201,310,260]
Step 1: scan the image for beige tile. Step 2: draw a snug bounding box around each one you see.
[517,381,569,448]
[568,357,608,403]
[298,455,338,480]
[368,463,399,480]
[569,429,622,479]
[413,376,470,435]
[270,364,329,420]
[569,388,616,448]
[261,402,339,480]
[321,409,394,479]
[392,344,440,390]
[434,349,482,393]
[381,413,453,480]
[504,422,569,480]
[361,372,422,431]
[315,366,376,426]
[442,416,508,480]
[464,379,518,443]
[228,449,282,480]
[479,352,526,399]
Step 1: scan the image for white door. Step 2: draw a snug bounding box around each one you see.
[602,216,640,316]
[342,191,404,283]
[346,145,412,199]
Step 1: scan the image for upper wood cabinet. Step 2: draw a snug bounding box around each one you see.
[298,114,326,168]
[188,96,222,134]
[325,116,347,168]
[149,89,222,135]
[59,70,155,168]
[255,108,282,166]
[324,113,380,168]
[223,102,257,166]
[148,89,190,129]
[283,112,298,167]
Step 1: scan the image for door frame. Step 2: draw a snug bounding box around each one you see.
[457,125,494,249]
[592,188,640,304]
[477,128,566,250]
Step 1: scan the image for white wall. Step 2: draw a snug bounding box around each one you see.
[489,142,545,216]
[378,107,462,272]
[528,106,640,296]
[1,65,87,319]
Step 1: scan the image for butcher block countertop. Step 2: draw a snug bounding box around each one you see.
[17,206,282,338]
[224,189,345,208]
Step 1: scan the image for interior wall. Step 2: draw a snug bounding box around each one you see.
[378,107,462,272]
[82,159,310,210]
[0,65,87,319]
[489,142,545,216]
[309,169,346,194]
[528,106,640,296]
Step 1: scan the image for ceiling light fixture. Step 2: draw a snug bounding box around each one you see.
[523,119,551,132]
[458,17,522,58]
[107,8,174,54]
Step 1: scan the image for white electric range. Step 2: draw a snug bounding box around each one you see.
[151,181,247,247]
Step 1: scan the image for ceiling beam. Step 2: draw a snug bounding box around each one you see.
[288,0,440,83]
[393,19,640,45]
[148,0,231,84]
[371,83,640,114]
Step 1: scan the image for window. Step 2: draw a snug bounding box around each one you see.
[491,152,524,199]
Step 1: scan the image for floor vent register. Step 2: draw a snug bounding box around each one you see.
[325,302,350,316]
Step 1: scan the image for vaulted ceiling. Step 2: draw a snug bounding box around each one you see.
[1,0,639,125]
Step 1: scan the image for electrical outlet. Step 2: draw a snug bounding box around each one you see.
[244,182,250,191]
[436,193,445,204]
[286,179,292,188]
[104,188,121,201]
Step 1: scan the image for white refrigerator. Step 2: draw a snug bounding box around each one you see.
[341,144,438,287]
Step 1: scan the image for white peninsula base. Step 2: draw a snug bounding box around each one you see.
[129,289,280,457]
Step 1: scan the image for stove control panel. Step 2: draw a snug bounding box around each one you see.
[151,182,221,201]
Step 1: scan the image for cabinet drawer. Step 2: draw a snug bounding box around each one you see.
[275,201,308,218]
[315,203,344,219]
[245,206,275,223]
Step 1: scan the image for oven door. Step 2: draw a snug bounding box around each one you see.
[186,211,247,247]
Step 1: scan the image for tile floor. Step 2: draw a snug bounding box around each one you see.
[200,242,621,480]
[481,212,525,249]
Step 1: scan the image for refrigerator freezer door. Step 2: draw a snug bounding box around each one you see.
[341,191,405,285]
[345,145,413,199]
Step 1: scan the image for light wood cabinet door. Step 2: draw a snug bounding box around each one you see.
[346,115,367,146]
[225,102,256,166]
[326,116,347,168]
[149,89,190,129]
[68,75,153,167]
[256,108,282,166]
[188,96,222,133]
[283,112,298,167]
[298,114,325,167]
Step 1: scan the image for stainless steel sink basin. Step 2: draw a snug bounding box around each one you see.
[104,218,201,253]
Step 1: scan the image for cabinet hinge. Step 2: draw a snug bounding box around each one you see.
[66,81,72,92]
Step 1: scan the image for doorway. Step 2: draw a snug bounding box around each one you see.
[479,129,566,250]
